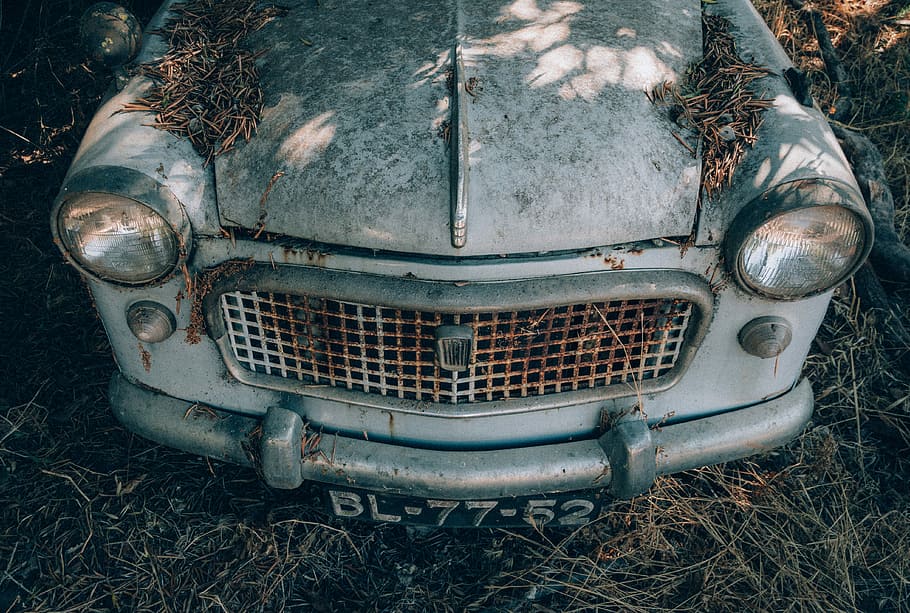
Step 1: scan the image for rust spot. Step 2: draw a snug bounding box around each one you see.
[138,342,151,372]
[604,256,625,270]
[277,244,329,267]
[305,249,329,267]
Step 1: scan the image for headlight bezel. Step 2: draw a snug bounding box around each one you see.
[52,166,192,286]
[725,179,873,300]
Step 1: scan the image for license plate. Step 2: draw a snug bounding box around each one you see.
[324,487,607,527]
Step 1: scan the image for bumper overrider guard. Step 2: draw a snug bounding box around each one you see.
[110,375,813,499]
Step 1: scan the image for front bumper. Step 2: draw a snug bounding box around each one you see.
[110,374,813,499]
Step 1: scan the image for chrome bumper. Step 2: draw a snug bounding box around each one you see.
[110,374,813,499]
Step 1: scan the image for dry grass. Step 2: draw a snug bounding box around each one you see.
[758,0,910,233]
[0,0,908,611]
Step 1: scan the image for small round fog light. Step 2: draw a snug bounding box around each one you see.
[127,301,176,343]
[739,316,792,359]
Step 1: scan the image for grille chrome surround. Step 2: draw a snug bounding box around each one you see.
[220,290,695,404]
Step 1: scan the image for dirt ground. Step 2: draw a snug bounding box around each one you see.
[0,1,908,611]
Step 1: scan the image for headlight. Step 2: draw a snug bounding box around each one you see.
[57,192,179,284]
[728,180,872,299]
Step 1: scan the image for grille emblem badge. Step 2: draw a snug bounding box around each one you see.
[434,325,474,371]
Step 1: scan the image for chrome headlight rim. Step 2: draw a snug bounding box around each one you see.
[725,178,873,301]
[51,166,192,286]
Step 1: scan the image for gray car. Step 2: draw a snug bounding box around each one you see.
[52,0,872,526]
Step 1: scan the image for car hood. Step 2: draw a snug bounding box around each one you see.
[216,0,702,256]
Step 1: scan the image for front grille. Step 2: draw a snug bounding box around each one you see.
[219,290,694,404]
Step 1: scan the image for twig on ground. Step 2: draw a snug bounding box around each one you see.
[787,0,853,120]
[787,0,910,371]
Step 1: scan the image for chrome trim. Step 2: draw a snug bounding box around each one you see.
[724,178,873,300]
[202,265,715,416]
[109,374,814,500]
[52,165,193,287]
[449,33,470,248]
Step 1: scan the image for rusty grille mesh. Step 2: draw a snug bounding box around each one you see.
[220,291,694,404]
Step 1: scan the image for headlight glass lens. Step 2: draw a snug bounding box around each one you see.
[738,205,866,298]
[58,193,179,284]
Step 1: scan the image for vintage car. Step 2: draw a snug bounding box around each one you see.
[53,0,872,526]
